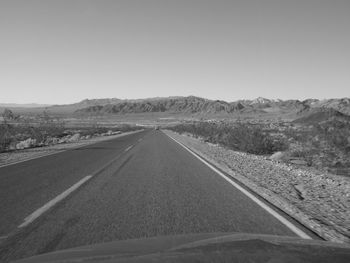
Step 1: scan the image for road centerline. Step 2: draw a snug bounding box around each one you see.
[14,136,143,231]
[18,175,93,228]
[124,145,133,152]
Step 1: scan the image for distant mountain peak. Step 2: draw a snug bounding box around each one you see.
[251,97,271,104]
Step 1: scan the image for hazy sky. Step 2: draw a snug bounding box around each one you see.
[0,0,349,104]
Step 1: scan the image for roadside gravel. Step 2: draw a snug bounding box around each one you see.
[0,130,143,167]
[164,130,350,243]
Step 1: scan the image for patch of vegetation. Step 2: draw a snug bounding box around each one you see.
[169,119,350,175]
[286,120,350,170]
[169,122,288,155]
[0,109,142,152]
[0,110,65,152]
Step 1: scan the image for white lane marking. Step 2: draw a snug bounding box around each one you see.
[138,138,142,142]
[18,175,92,228]
[0,235,7,240]
[124,145,133,152]
[165,133,312,240]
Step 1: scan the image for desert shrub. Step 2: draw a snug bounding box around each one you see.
[79,127,108,136]
[283,128,308,142]
[313,120,350,153]
[0,110,68,151]
[169,122,288,155]
[289,148,316,166]
[75,124,141,137]
[117,124,141,132]
[221,123,288,154]
[0,124,15,152]
[2,108,19,122]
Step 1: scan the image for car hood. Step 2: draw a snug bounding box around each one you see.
[14,232,350,263]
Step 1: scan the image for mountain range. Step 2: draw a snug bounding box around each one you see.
[2,96,350,121]
[74,96,350,118]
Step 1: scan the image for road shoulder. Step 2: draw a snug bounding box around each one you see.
[163,130,350,244]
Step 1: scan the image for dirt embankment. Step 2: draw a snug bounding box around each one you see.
[163,130,350,243]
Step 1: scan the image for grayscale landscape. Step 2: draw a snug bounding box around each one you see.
[1,1,349,262]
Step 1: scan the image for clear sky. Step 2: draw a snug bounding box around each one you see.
[0,0,349,104]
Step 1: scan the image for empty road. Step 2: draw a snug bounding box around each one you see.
[0,129,314,262]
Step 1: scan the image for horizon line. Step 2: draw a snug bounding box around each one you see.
[1,95,349,106]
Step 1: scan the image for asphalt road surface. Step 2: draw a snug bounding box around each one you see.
[0,129,313,262]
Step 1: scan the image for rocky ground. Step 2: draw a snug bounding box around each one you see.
[163,130,350,244]
[0,130,142,167]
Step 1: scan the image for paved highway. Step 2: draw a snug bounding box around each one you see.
[0,130,313,262]
[0,130,147,237]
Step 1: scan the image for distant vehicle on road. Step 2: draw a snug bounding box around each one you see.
[154,126,160,130]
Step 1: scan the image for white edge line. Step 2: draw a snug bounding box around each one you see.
[18,175,93,228]
[165,133,312,240]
